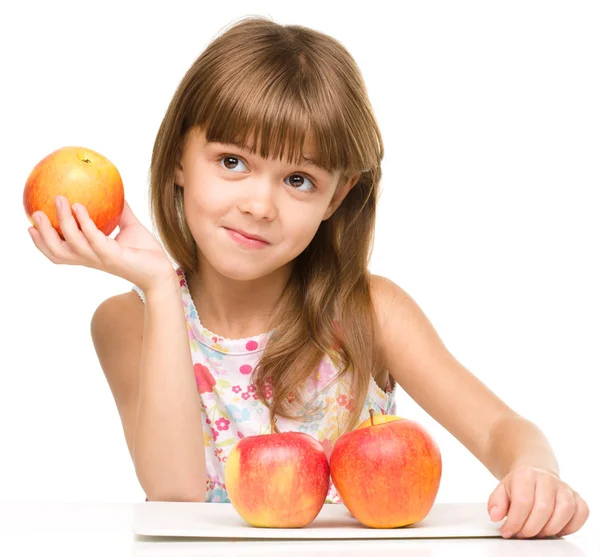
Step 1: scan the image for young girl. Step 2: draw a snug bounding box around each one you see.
[27,16,589,539]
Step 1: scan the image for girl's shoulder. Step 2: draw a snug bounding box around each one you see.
[368,273,409,338]
[92,290,145,332]
[90,290,146,362]
[369,273,408,309]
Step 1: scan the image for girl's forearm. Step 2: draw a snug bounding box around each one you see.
[133,276,207,501]
[486,414,560,481]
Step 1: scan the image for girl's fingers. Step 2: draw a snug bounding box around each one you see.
[517,474,557,537]
[555,492,590,537]
[71,203,112,258]
[537,488,577,537]
[55,196,100,264]
[28,225,57,263]
[501,471,536,537]
[31,210,78,264]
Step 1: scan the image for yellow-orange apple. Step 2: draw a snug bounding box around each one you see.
[24,146,124,239]
[224,431,329,527]
[330,409,442,528]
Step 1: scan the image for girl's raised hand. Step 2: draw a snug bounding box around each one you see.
[28,195,176,292]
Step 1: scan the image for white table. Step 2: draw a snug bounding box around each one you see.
[0,501,596,556]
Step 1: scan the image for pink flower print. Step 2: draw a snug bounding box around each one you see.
[179,279,185,287]
[317,359,336,385]
[206,418,211,425]
[346,398,356,411]
[247,385,257,393]
[238,432,244,439]
[215,417,231,431]
[239,364,253,375]
[252,393,259,400]
[194,364,216,394]
[232,385,242,394]
[242,392,250,400]
[211,427,219,441]
[336,394,348,407]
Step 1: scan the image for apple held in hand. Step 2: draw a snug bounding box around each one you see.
[24,146,124,239]
[330,409,442,528]
[224,431,329,528]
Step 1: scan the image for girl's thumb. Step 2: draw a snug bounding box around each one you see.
[119,200,140,227]
[488,481,509,522]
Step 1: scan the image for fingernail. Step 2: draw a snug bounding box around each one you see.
[33,213,40,225]
[501,530,513,538]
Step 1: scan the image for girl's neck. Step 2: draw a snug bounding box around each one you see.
[185,261,292,339]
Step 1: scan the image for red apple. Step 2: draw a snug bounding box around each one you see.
[24,146,124,239]
[330,409,442,528]
[224,431,329,527]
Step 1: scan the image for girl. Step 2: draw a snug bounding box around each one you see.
[27,16,589,539]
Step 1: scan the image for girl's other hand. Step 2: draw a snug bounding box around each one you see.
[28,195,176,293]
[488,465,590,539]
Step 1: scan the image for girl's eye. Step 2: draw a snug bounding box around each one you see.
[218,155,317,193]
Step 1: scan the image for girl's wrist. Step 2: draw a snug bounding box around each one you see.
[143,272,180,303]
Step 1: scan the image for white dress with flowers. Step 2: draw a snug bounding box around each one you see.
[132,266,397,503]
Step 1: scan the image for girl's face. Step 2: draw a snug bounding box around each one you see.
[174,126,358,281]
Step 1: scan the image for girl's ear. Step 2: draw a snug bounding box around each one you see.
[323,172,361,221]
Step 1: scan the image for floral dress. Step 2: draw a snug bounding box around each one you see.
[132,266,397,503]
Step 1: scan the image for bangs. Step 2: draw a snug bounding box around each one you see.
[186,55,363,177]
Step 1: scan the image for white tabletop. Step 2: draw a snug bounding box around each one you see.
[0,501,596,557]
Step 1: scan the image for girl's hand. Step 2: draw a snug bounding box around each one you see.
[488,465,590,539]
[28,195,176,292]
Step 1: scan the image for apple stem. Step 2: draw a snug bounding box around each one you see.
[369,408,375,426]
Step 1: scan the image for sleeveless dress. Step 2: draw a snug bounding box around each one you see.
[132,266,397,503]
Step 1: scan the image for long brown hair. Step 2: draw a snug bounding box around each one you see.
[149,15,393,436]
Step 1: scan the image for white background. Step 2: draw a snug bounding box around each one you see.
[1,0,598,521]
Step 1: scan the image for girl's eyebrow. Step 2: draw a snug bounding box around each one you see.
[205,139,332,175]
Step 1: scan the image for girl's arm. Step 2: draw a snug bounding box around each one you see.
[91,275,207,501]
[370,273,520,470]
[28,197,205,500]
[370,274,589,538]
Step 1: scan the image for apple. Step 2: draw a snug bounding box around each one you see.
[224,430,330,527]
[24,146,124,239]
[330,409,442,528]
